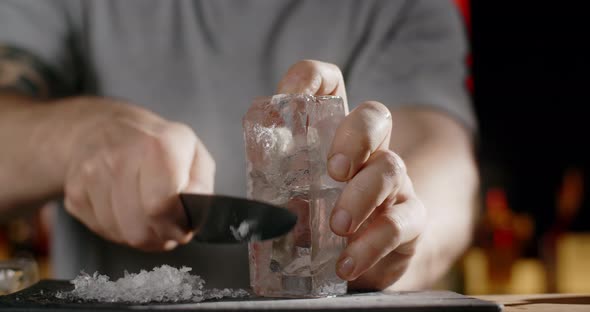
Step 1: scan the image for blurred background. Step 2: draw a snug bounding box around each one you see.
[453,0,590,294]
[1,0,588,295]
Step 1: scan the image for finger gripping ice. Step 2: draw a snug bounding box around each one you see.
[243,94,347,298]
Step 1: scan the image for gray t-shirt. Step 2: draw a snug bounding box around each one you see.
[0,0,473,288]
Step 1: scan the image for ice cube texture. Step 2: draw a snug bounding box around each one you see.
[243,94,347,298]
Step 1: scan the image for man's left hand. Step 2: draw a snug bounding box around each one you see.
[278,60,427,290]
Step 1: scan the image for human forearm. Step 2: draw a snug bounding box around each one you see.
[0,45,74,216]
[0,93,75,215]
[389,109,479,290]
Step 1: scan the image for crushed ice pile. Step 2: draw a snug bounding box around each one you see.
[55,265,249,303]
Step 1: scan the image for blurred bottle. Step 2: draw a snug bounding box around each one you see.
[465,186,539,294]
[0,257,39,295]
[1,202,54,280]
[484,187,516,293]
[542,168,584,292]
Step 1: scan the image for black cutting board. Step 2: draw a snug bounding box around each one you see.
[0,280,502,312]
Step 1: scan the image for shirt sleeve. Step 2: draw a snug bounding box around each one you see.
[0,0,79,96]
[346,0,475,132]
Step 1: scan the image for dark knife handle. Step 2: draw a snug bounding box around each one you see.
[179,194,208,231]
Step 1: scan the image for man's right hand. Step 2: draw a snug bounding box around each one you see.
[60,97,215,251]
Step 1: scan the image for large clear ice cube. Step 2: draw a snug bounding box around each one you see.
[243,94,347,298]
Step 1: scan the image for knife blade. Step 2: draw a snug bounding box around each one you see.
[179,193,297,243]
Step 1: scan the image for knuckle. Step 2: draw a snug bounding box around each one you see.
[297,59,320,70]
[142,123,176,152]
[379,150,406,177]
[309,60,343,78]
[79,159,99,180]
[379,151,398,171]
[143,198,167,219]
[64,195,82,214]
[380,214,404,245]
[327,62,343,77]
[284,60,344,94]
[291,60,321,80]
[141,134,178,172]
[364,236,385,260]
[348,179,370,196]
[64,181,83,206]
[146,122,197,164]
[143,132,168,154]
[64,198,82,215]
[101,151,124,174]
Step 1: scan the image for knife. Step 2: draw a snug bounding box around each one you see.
[179,193,297,243]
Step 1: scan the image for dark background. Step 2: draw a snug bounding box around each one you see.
[471,1,589,243]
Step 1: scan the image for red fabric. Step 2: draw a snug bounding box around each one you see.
[453,0,471,31]
[453,0,473,93]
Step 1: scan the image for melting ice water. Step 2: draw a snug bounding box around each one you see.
[55,265,249,303]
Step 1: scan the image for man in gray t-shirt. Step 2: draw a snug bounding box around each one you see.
[0,0,478,290]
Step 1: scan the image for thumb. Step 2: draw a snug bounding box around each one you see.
[277,60,348,105]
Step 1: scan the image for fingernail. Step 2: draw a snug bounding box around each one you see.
[338,257,355,279]
[331,209,352,234]
[164,240,178,251]
[328,153,351,180]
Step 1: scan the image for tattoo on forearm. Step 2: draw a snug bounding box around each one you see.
[0,46,56,98]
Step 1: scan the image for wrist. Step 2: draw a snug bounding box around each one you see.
[34,96,98,195]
